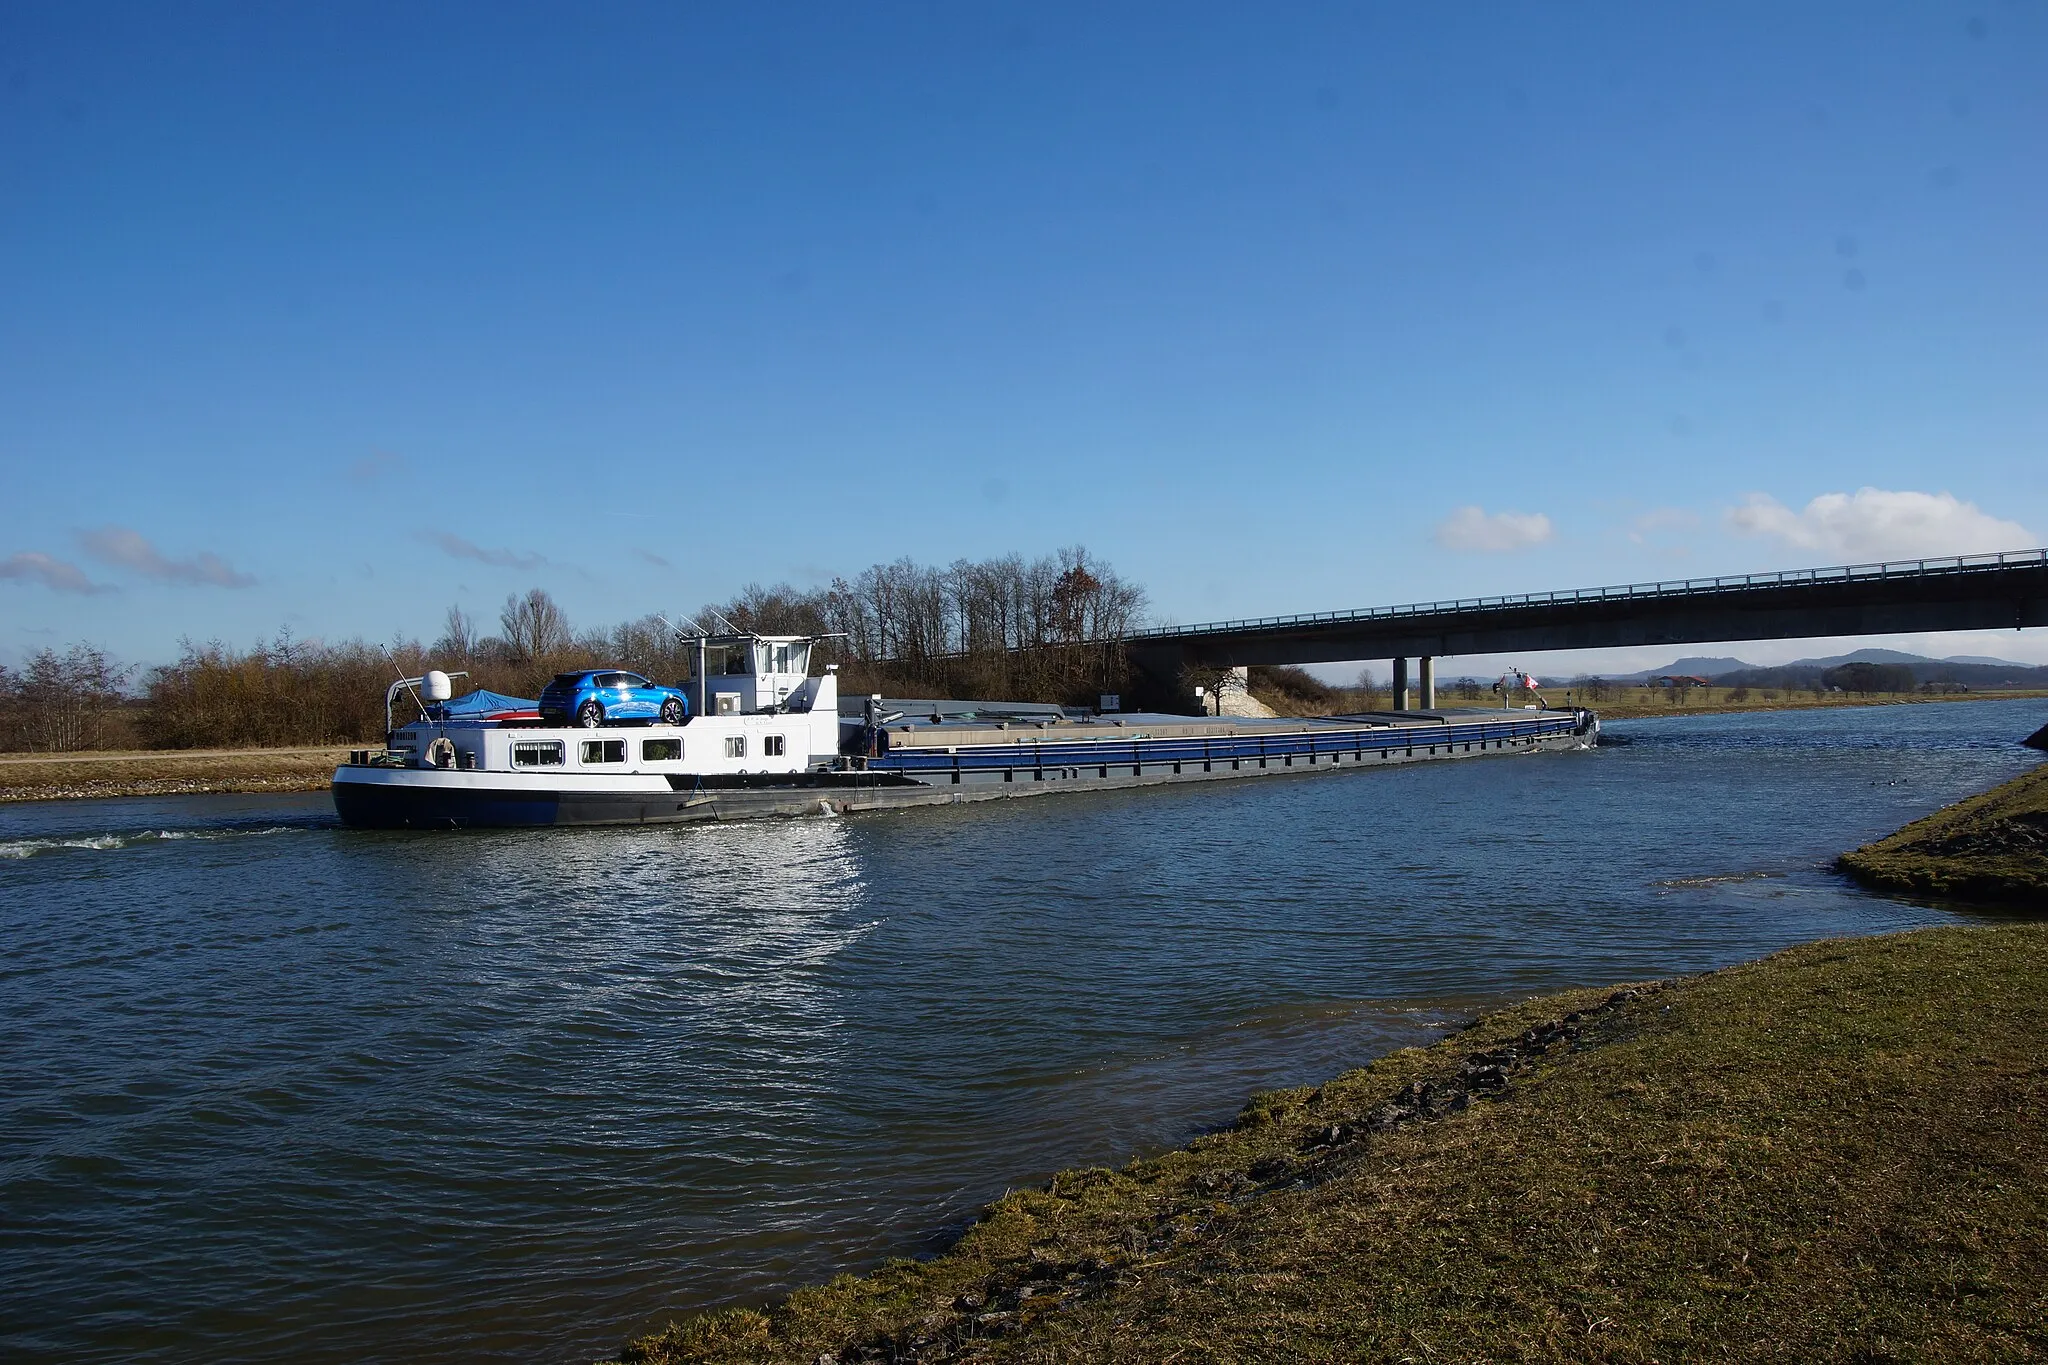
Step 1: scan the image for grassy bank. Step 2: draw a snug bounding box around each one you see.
[1838,762,2048,905]
[613,923,2048,1364]
[1571,686,2048,722]
[0,746,350,802]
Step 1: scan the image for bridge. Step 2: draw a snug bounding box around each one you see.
[1124,549,2048,710]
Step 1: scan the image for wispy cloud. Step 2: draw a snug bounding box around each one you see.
[0,551,111,594]
[1726,488,2036,563]
[1434,506,1555,553]
[76,527,255,587]
[425,531,548,570]
[1626,507,1699,543]
[633,548,674,569]
[347,449,407,485]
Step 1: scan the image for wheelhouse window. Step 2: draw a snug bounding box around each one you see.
[643,738,682,762]
[581,739,626,764]
[705,644,749,675]
[763,735,786,757]
[725,736,747,759]
[512,741,565,767]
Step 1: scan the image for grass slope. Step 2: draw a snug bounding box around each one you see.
[613,924,2048,1364]
[1838,763,2048,905]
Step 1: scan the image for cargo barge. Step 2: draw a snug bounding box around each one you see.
[332,632,1597,829]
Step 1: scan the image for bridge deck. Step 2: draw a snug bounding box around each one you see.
[1121,549,2048,669]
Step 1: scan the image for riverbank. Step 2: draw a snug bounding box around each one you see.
[1577,686,2048,722]
[0,746,351,802]
[613,921,2048,1364]
[1838,761,2048,905]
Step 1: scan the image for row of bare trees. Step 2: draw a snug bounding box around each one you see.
[416,547,1149,706]
[0,646,132,751]
[5,546,1151,750]
[139,631,409,748]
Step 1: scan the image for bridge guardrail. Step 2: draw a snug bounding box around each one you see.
[1121,548,2048,643]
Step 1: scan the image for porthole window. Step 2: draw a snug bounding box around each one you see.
[580,739,625,764]
[643,738,682,762]
[512,741,565,767]
[725,736,747,759]
[763,735,786,757]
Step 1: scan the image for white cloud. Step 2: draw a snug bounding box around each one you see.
[1435,506,1555,553]
[1725,488,2037,563]
[77,526,256,587]
[0,551,109,594]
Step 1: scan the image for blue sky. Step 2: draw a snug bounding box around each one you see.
[3,3,2044,677]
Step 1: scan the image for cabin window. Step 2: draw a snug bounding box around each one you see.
[581,739,625,764]
[512,741,564,767]
[643,738,683,762]
[763,735,786,757]
[725,736,747,759]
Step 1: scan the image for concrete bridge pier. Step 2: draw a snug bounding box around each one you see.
[1420,656,1436,709]
[1393,657,1409,711]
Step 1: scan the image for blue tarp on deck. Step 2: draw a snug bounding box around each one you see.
[432,689,538,720]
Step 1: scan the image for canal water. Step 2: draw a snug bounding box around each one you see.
[3,699,2043,1363]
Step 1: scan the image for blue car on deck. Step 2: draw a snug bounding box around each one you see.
[537,670,689,728]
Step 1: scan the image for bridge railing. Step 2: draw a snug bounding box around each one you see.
[1122,547,2048,643]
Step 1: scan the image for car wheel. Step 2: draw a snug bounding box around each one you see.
[659,698,684,725]
[577,701,604,729]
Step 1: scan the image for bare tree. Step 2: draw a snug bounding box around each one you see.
[1181,661,1240,714]
[433,605,477,661]
[500,588,570,662]
[1353,666,1387,710]
[0,644,131,751]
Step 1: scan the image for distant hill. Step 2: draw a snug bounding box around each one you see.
[1715,653,2048,691]
[1793,648,1945,669]
[1608,656,1755,682]
[1590,649,2048,691]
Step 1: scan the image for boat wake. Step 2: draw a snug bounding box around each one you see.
[0,823,314,861]
[1653,869,1787,889]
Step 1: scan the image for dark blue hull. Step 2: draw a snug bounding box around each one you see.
[331,771,923,829]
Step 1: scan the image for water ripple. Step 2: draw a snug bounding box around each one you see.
[0,700,2043,1364]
